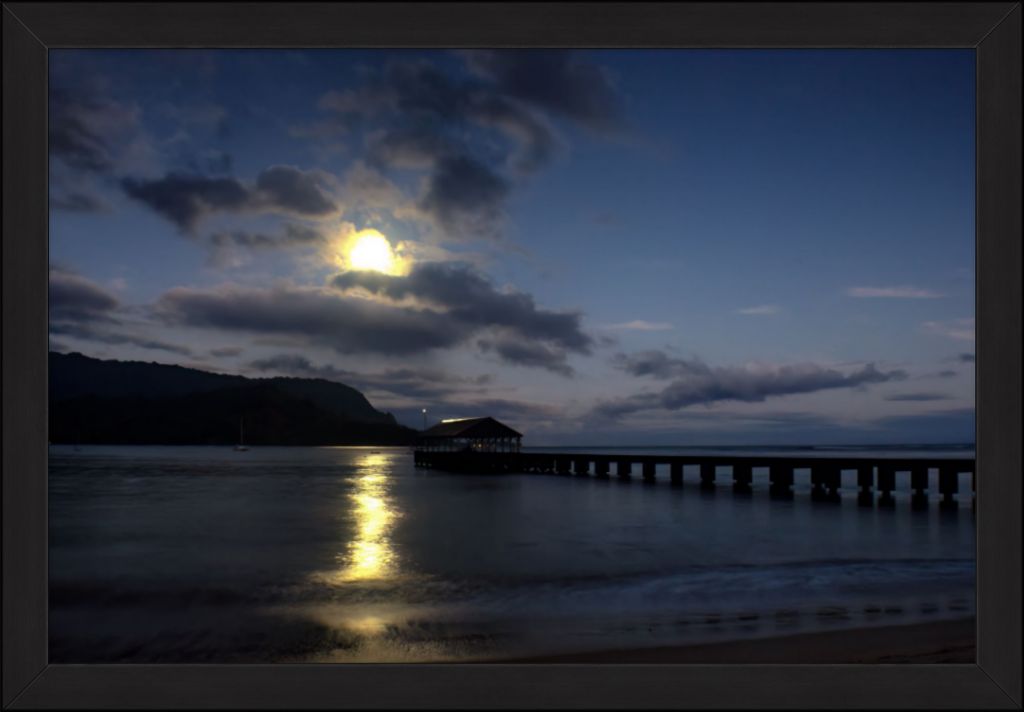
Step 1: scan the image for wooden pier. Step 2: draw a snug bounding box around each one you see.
[412,450,976,510]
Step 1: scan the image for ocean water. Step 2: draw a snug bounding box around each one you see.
[49,445,975,663]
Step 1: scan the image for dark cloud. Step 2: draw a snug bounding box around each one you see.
[121,173,250,231]
[461,50,624,132]
[366,124,455,170]
[418,155,509,238]
[612,350,704,380]
[313,53,617,240]
[957,352,976,363]
[332,261,592,354]
[478,337,574,376]
[207,224,325,266]
[49,267,193,356]
[154,284,466,355]
[936,370,958,379]
[209,346,244,358]
[121,166,337,232]
[885,393,950,402]
[50,321,193,356]
[254,166,337,216]
[49,268,120,323]
[49,89,130,173]
[466,93,558,174]
[49,84,155,182]
[209,224,322,251]
[156,262,590,370]
[595,350,907,419]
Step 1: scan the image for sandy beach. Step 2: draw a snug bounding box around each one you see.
[496,618,976,664]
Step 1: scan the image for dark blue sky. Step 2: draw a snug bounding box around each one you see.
[48,49,975,444]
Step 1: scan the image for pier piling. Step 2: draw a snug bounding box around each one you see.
[617,460,632,480]
[857,466,874,506]
[642,461,657,483]
[732,463,752,494]
[877,465,896,507]
[414,448,973,511]
[769,464,793,498]
[670,462,684,486]
[938,466,958,510]
[700,462,716,490]
[911,466,929,510]
[812,465,840,503]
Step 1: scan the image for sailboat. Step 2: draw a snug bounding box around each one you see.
[234,417,249,452]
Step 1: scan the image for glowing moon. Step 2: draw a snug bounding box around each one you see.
[347,230,396,274]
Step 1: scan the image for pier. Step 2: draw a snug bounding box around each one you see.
[413,450,975,510]
[413,417,974,510]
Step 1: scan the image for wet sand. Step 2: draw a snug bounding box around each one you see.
[497,618,975,664]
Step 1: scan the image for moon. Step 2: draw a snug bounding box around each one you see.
[347,230,396,274]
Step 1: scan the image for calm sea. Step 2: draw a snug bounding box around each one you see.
[49,445,975,663]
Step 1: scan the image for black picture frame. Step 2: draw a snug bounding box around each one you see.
[3,2,1020,708]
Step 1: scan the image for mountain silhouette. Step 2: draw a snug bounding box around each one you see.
[49,352,416,446]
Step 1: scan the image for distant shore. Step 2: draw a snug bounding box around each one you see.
[494,618,975,664]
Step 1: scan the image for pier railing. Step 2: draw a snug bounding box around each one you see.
[413,450,975,509]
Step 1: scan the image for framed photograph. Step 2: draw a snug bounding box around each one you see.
[3,2,1020,708]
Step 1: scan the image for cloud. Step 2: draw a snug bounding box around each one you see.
[209,346,244,358]
[418,155,509,239]
[49,267,120,323]
[465,92,559,174]
[48,85,157,210]
[254,166,337,216]
[121,174,250,231]
[461,50,624,132]
[923,318,975,342]
[884,393,950,402]
[478,337,574,376]
[156,261,591,371]
[596,350,907,418]
[49,82,159,181]
[310,53,621,241]
[366,124,455,171]
[611,350,701,379]
[736,304,779,316]
[49,88,142,174]
[50,321,193,356]
[957,352,976,363]
[605,320,674,331]
[846,286,942,299]
[121,165,338,232]
[332,261,592,354]
[206,224,325,266]
[49,267,193,356]
[154,283,465,355]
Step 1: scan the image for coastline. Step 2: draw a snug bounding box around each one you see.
[492,618,975,664]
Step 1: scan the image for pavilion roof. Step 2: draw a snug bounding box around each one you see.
[418,416,523,440]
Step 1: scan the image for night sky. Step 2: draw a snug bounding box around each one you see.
[48,49,975,445]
